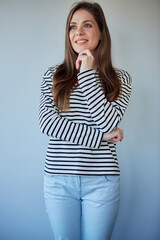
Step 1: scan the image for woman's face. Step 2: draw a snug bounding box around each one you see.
[69,10,101,54]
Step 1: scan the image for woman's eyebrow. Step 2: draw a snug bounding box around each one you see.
[70,20,94,24]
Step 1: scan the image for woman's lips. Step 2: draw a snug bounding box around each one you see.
[75,39,88,45]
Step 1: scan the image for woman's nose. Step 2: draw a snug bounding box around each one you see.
[75,27,84,35]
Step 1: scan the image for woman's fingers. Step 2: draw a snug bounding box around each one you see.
[111,128,124,142]
[76,49,95,72]
[76,59,81,70]
[103,128,124,142]
[78,49,93,57]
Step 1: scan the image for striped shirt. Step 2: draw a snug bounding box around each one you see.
[39,66,132,176]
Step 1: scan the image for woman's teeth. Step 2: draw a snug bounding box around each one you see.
[76,40,87,43]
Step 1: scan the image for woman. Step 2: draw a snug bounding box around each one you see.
[39,2,132,240]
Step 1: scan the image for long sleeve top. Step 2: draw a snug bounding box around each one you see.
[39,66,132,176]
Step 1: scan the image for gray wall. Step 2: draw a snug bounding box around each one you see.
[0,0,160,239]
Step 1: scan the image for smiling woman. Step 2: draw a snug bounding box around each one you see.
[39,1,132,240]
[69,10,101,54]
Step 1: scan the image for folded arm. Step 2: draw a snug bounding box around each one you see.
[39,71,103,149]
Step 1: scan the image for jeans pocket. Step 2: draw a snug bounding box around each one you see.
[104,175,120,183]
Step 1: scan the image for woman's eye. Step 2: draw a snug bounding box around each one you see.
[70,25,76,30]
[84,24,92,28]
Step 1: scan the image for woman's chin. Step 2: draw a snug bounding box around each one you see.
[74,46,90,54]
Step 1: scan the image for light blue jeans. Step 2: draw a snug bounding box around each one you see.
[44,173,120,240]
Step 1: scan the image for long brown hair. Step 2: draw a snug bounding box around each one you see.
[52,1,121,111]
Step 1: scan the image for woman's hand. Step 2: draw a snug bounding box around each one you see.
[76,49,95,73]
[103,127,124,143]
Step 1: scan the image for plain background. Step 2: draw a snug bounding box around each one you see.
[0,0,160,239]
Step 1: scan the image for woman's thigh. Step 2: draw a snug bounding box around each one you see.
[81,175,120,240]
[44,173,81,240]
